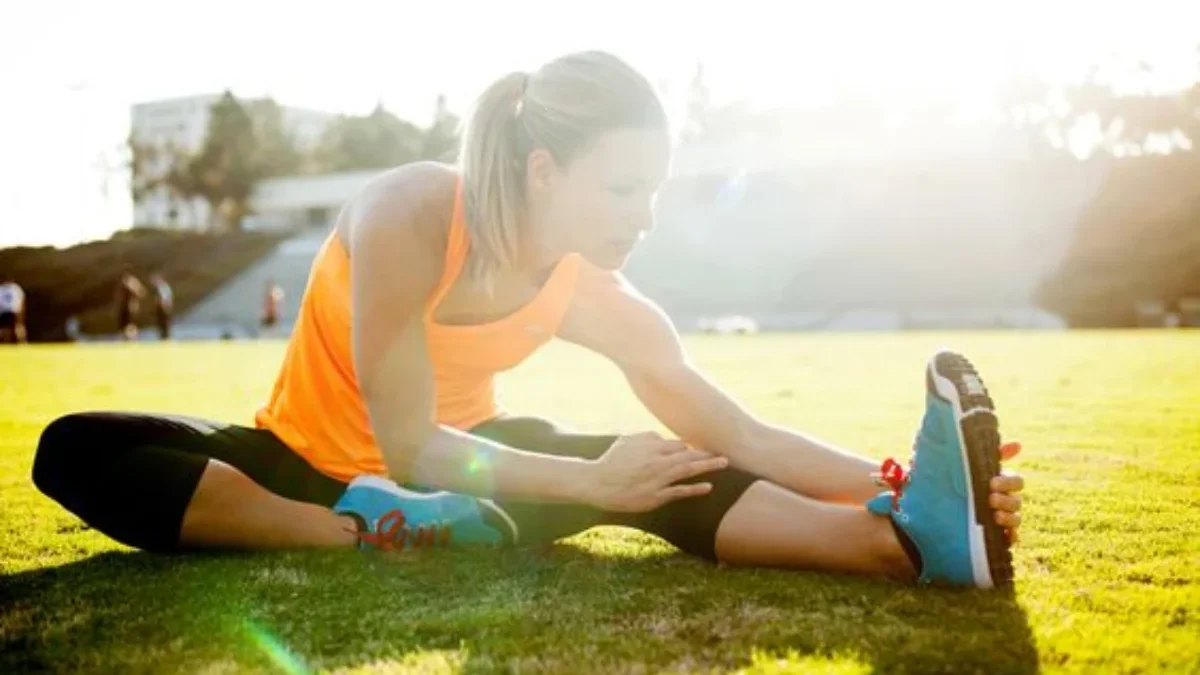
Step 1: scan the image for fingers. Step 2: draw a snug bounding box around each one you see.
[619,432,690,455]
[628,431,663,440]
[999,441,1022,461]
[989,492,1022,513]
[654,439,694,455]
[1007,527,1021,546]
[994,510,1021,529]
[663,452,728,483]
[674,447,718,462]
[990,473,1024,493]
[656,482,713,502]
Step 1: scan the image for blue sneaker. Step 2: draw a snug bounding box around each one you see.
[866,351,1013,588]
[333,475,519,552]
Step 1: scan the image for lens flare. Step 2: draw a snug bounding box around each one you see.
[466,444,494,479]
[243,619,310,675]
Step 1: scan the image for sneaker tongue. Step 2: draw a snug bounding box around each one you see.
[887,517,925,577]
[865,491,894,516]
[865,491,925,577]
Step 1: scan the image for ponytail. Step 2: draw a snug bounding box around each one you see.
[457,71,528,295]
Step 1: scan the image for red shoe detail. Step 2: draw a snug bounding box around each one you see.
[356,509,452,552]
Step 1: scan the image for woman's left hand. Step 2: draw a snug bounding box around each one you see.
[989,441,1025,544]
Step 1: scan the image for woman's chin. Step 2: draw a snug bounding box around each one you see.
[583,244,636,270]
[583,251,629,271]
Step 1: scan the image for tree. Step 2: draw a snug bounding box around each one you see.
[420,94,460,161]
[992,71,1071,157]
[127,134,160,203]
[1035,47,1200,326]
[161,142,202,226]
[183,92,305,229]
[129,135,201,226]
[1059,56,1200,156]
[248,99,304,178]
[311,104,423,172]
[187,91,259,230]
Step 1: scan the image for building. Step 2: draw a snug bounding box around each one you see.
[130,94,337,229]
[244,170,382,231]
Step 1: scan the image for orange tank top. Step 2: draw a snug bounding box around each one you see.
[255,179,583,481]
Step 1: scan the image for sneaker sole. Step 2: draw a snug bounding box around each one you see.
[927,351,1013,589]
[345,475,520,545]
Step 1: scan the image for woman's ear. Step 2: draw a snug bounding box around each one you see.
[525,148,559,194]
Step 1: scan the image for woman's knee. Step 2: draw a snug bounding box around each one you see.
[614,470,763,562]
[32,413,103,498]
[472,416,562,445]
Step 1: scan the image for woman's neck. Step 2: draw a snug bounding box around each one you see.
[514,217,567,287]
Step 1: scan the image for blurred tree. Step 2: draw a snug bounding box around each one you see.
[179,93,306,229]
[1037,153,1200,326]
[129,136,205,227]
[127,134,159,203]
[420,94,460,161]
[993,71,1070,157]
[161,142,201,226]
[247,99,304,178]
[187,91,258,230]
[311,103,423,172]
[1058,56,1200,155]
[1036,48,1200,326]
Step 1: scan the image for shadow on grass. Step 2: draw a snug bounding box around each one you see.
[1,541,1038,674]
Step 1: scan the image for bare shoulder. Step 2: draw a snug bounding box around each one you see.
[559,260,682,367]
[337,161,458,257]
[337,162,460,311]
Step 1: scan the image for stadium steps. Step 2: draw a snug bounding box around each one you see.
[177,228,328,338]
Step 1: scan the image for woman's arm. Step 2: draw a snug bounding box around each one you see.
[556,267,875,499]
[557,267,1026,509]
[346,163,723,511]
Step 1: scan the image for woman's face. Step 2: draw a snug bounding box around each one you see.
[527,128,671,271]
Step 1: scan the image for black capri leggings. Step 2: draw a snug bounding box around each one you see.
[31,412,761,561]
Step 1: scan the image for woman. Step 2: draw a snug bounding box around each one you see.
[33,51,1024,588]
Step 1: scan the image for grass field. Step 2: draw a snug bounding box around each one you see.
[2,332,1198,674]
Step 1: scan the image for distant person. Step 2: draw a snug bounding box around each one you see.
[33,51,1024,590]
[114,267,145,341]
[261,281,284,330]
[150,272,173,340]
[64,315,81,343]
[0,274,27,344]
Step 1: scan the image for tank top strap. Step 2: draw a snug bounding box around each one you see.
[424,178,469,317]
[538,254,583,327]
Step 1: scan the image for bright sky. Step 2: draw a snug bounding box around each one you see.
[1,0,1197,248]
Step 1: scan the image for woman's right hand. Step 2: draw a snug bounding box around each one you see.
[583,432,729,513]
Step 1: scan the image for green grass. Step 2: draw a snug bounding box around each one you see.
[1,332,1198,674]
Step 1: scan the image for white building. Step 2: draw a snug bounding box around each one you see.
[244,170,382,231]
[130,94,336,229]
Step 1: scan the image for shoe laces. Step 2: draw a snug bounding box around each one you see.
[356,509,453,552]
[873,456,911,512]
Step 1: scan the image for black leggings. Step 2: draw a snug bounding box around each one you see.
[32,412,760,561]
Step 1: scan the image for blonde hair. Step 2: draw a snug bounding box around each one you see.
[456,51,667,292]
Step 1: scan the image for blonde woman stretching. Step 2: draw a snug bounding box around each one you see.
[34,51,1024,588]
